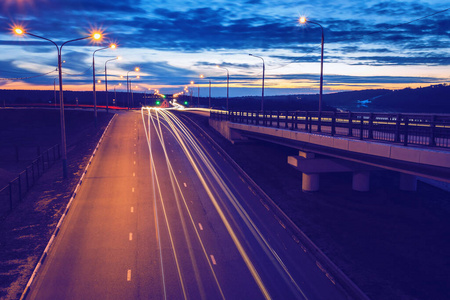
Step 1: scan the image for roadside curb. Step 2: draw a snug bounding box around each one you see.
[20,113,117,300]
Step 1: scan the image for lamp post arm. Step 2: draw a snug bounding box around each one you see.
[25,32,59,51]
[60,36,90,51]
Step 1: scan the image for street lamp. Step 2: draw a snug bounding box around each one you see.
[14,26,102,179]
[200,74,212,108]
[93,43,116,126]
[249,54,265,111]
[127,67,139,109]
[299,16,325,132]
[104,56,121,113]
[189,81,195,105]
[216,65,229,111]
[112,83,122,106]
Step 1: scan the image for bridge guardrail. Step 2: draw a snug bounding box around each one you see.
[210,110,450,148]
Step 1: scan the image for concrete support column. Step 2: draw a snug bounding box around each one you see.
[399,173,417,191]
[299,151,315,159]
[302,173,319,192]
[352,171,370,192]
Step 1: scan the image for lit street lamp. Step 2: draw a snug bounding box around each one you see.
[113,83,122,106]
[104,56,121,113]
[299,16,325,132]
[127,67,139,109]
[190,81,195,105]
[216,65,229,111]
[93,44,116,126]
[249,54,265,111]
[14,27,102,179]
[200,74,212,108]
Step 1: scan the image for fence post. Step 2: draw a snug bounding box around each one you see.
[348,112,353,136]
[404,116,409,146]
[395,114,401,143]
[295,112,298,130]
[430,115,436,147]
[26,167,29,190]
[285,111,289,129]
[305,112,309,131]
[309,112,312,133]
[360,115,364,140]
[18,175,22,202]
[331,112,336,136]
[9,183,13,211]
[32,161,35,185]
[368,113,374,139]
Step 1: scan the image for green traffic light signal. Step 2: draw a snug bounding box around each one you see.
[184,101,188,105]
[156,101,161,105]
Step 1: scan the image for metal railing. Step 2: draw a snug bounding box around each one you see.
[0,144,61,218]
[210,110,450,148]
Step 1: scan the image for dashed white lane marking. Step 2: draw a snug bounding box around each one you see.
[132,187,135,193]
[127,270,131,281]
[134,161,136,165]
[198,223,203,231]
[131,207,134,213]
[134,151,136,155]
[133,172,135,177]
[210,255,217,265]
[129,233,133,241]
[134,144,136,147]
[183,182,187,188]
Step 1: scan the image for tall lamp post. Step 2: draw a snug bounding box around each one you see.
[216,65,229,111]
[299,16,324,132]
[127,67,140,109]
[93,44,116,126]
[113,83,122,107]
[200,74,212,108]
[14,27,102,179]
[104,56,121,113]
[189,81,195,105]
[249,54,265,111]
[53,78,57,107]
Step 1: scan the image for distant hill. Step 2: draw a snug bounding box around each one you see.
[219,84,450,113]
[323,84,450,113]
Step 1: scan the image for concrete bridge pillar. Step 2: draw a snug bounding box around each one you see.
[302,173,320,192]
[400,173,417,191]
[352,171,370,192]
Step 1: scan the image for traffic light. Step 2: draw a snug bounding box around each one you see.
[156,100,161,105]
[184,101,188,105]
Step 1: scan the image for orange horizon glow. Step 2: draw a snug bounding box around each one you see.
[1,81,444,95]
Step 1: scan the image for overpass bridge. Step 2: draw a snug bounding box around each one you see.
[209,110,450,192]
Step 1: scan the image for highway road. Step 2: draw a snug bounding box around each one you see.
[27,108,356,299]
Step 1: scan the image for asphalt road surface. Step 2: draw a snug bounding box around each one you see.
[27,108,353,300]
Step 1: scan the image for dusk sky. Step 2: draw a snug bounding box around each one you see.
[1,0,449,97]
